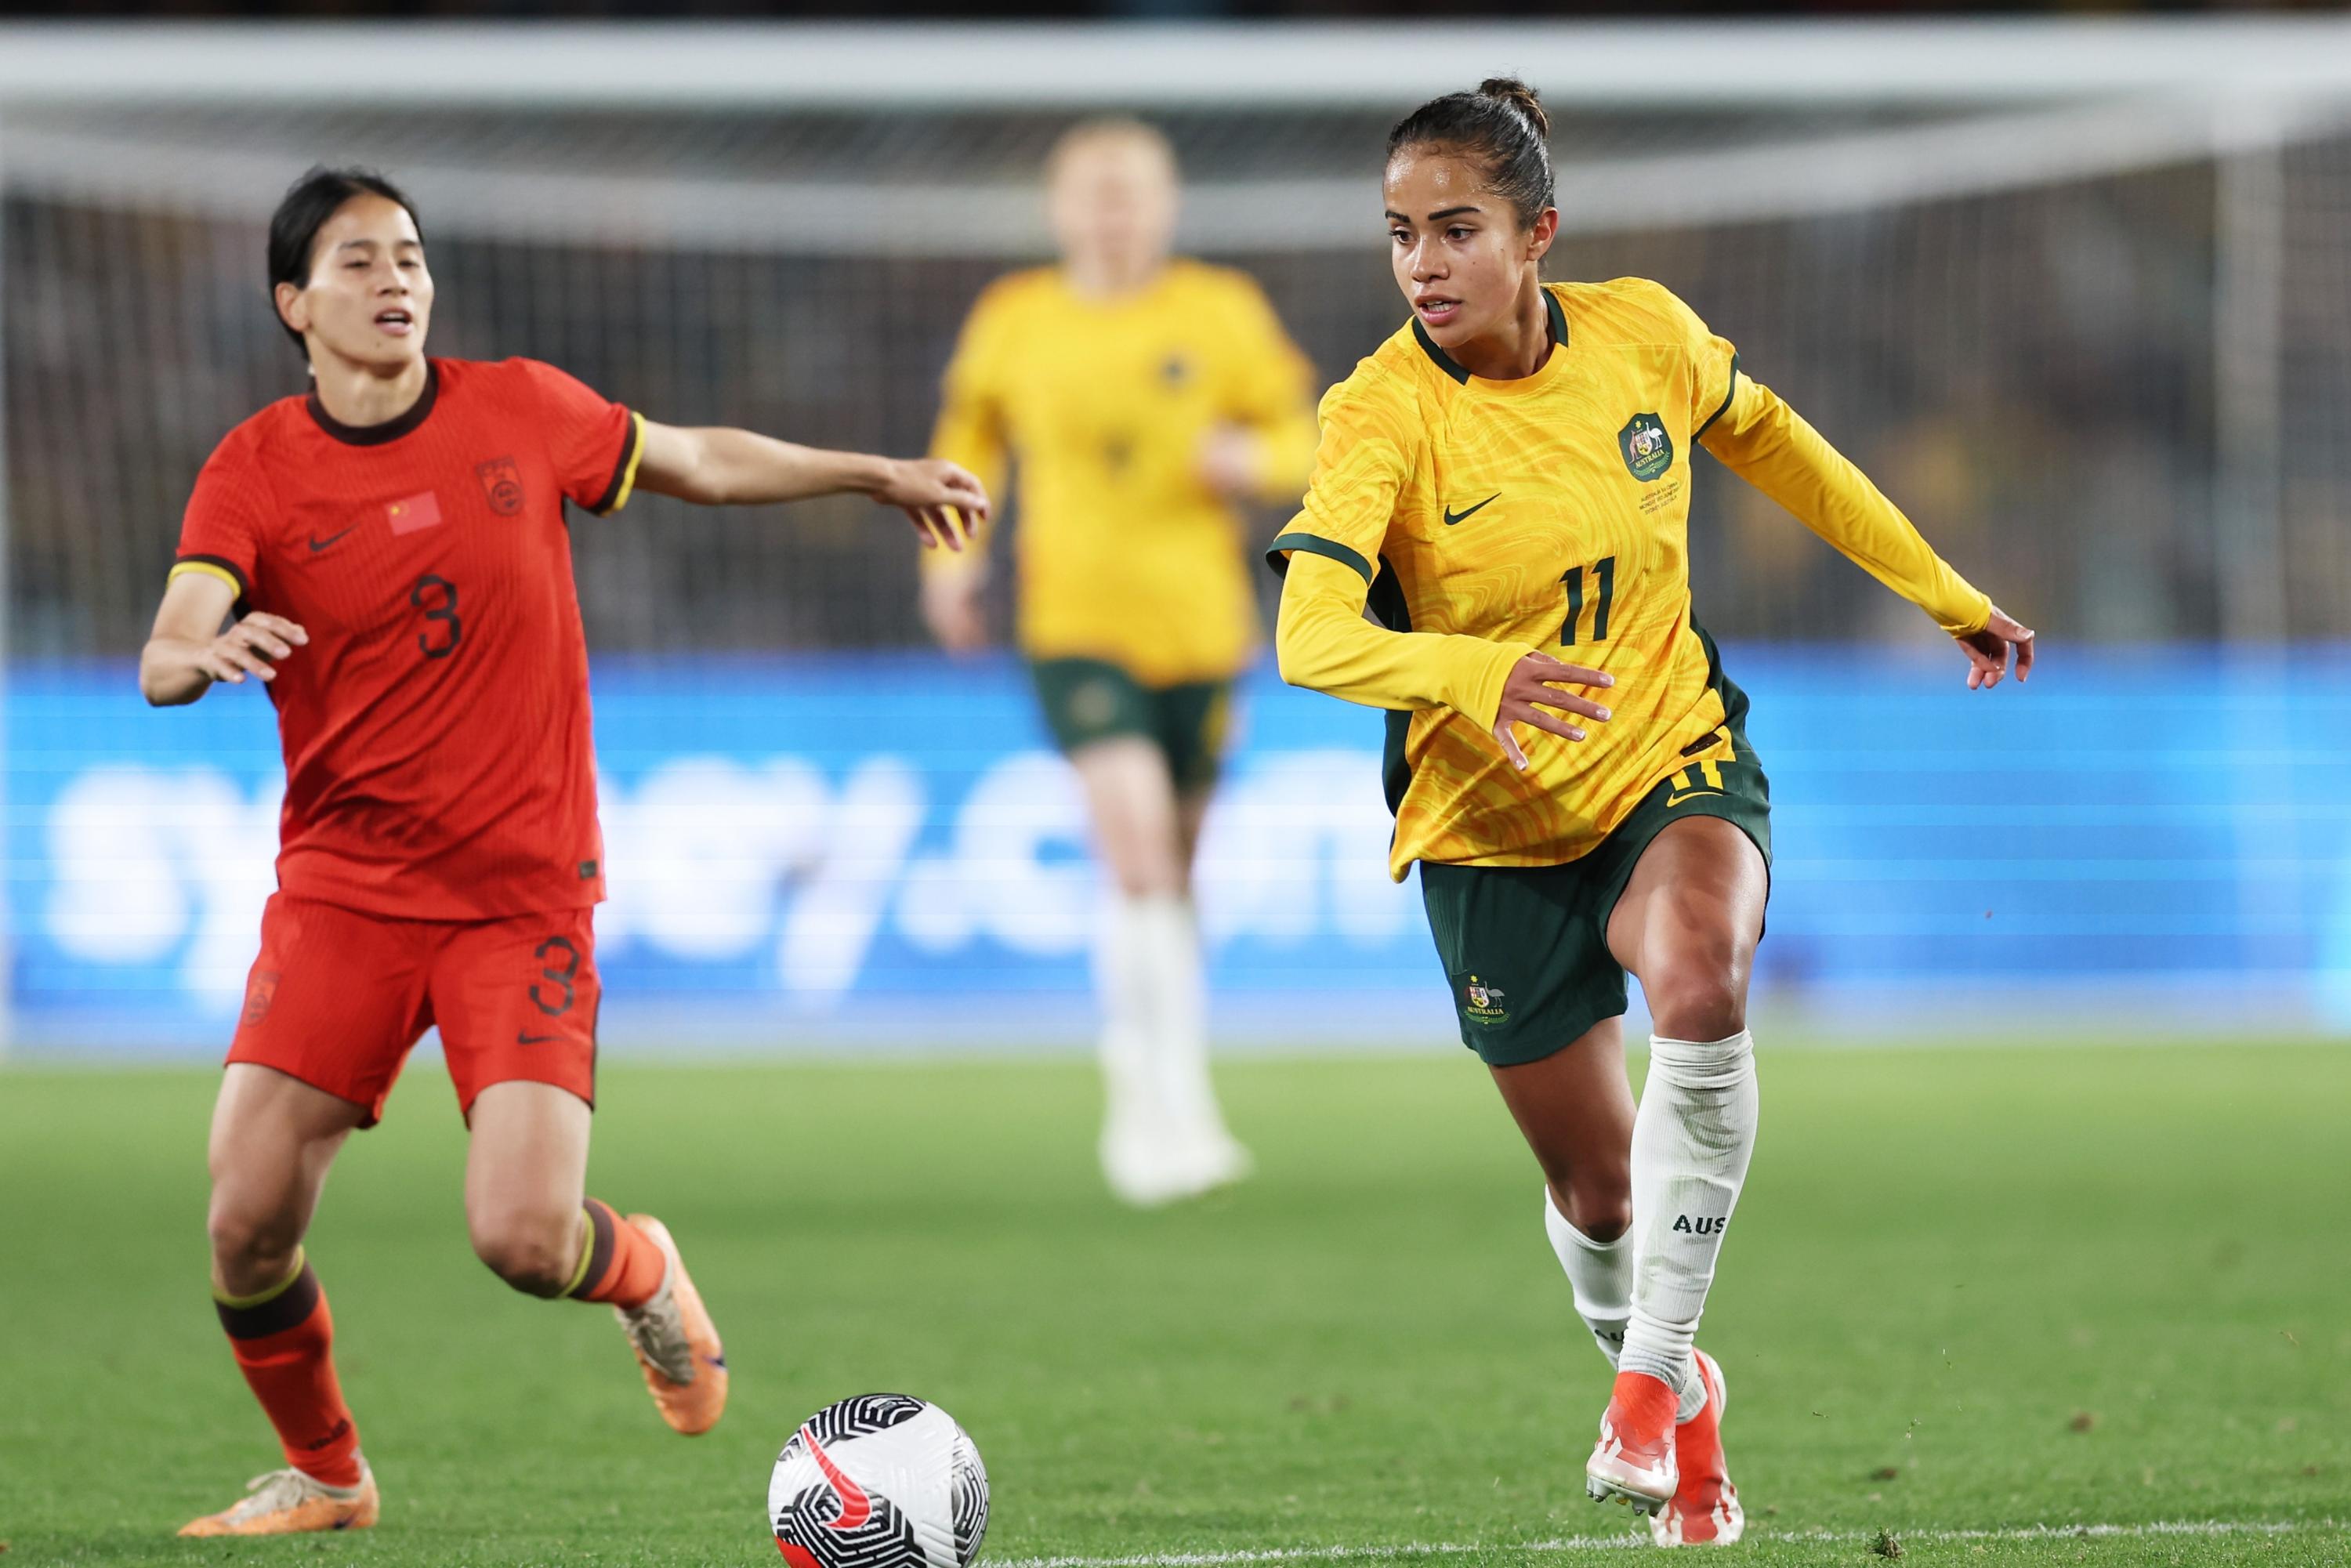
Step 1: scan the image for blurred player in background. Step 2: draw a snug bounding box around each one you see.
[143,167,987,1538]
[924,121,1318,1206]
[1270,82,2034,1544]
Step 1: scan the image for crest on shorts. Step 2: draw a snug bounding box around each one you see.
[476,456,525,516]
[1069,679,1119,732]
[242,969,280,1029]
[1618,412,1673,483]
[1464,975,1508,1025]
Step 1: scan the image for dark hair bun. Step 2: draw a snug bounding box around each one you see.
[1388,78,1556,229]
[1476,77,1550,140]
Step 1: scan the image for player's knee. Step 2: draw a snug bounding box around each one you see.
[206,1196,302,1281]
[1643,943,1749,1042]
[471,1213,580,1298]
[1107,858,1183,899]
[1094,817,1184,898]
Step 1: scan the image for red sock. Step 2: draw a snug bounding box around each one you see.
[567,1198,667,1310]
[216,1254,363,1488]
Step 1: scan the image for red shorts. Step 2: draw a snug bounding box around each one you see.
[230,893,600,1126]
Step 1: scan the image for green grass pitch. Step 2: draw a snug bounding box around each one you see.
[2,1043,2346,1566]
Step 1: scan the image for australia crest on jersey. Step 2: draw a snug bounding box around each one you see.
[1618,412,1674,483]
[476,456,525,516]
[1464,975,1508,1025]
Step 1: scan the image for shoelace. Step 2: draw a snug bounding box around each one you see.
[226,1468,336,1521]
[620,1278,695,1385]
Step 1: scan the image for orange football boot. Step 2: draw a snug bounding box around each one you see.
[616,1213,728,1435]
[1650,1349,1744,1546]
[1586,1368,1679,1515]
[178,1463,378,1537]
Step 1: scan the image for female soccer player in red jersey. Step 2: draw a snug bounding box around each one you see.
[1269,83,2033,1544]
[141,168,988,1538]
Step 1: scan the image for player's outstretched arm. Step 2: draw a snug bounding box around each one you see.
[630,421,991,552]
[139,571,308,707]
[1698,376,2034,691]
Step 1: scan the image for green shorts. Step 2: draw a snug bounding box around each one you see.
[1029,657,1234,795]
[1418,730,1772,1069]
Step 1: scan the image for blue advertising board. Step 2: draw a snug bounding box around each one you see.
[12,646,2351,1053]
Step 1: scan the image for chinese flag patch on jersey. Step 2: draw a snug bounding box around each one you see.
[387,491,443,535]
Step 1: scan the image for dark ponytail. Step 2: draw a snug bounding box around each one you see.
[1386,76,1554,230]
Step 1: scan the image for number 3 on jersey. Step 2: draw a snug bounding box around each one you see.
[1559,556,1616,646]
[411,573,462,659]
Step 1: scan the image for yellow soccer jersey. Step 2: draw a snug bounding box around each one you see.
[1270,277,1990,881]
[929,260,1318,686]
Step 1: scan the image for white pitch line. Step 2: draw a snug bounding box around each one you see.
[992,1516,2346,1568]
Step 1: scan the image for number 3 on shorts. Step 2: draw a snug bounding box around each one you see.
[531,935,579,1017]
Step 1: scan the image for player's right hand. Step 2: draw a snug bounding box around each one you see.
[200,612,307,685]
[1491,651,1613,771]
[876,458,991,552]
[921,568,990,655]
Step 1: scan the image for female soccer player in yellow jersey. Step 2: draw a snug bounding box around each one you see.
[1270,81,2034,1544]
[926,119,1319,1206]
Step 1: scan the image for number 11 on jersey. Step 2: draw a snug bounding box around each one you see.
[1560,556,1616,646]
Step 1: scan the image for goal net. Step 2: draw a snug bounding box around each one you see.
[7,20,2351,1048]
[9,21,2351,654]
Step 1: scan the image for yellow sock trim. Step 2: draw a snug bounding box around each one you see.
[213,1246,306,1310]
[561,1210,596,1298]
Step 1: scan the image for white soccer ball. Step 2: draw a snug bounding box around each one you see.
[770,1393,989,1568]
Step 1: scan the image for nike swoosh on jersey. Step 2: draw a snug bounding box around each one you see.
[1666,790,1726,808]
[1443,494,1499,527]
[308,527,358,552]
[516,1030,559,1045]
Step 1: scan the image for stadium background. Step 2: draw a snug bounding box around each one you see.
[7,18,2351,1052]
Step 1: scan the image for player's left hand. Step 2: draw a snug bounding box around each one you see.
[1195,425,1263,502]
[1957,604,2034,690]
[876,458,990,552]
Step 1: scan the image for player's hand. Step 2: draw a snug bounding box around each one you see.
[921,567,990,655]
[875,458,991,552]
[199,612,307,685]
[1491,651,1613,771]
[1196,425,1263,502]
[1957,604,2034,690]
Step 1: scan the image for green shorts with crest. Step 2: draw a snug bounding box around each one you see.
[1418,712,1771,1069]
[1028,657,1234,796]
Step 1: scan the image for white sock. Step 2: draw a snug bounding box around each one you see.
[1621,1030,1759,1403]
[1094,893,1236,1153]
[1543,1188,1630,1368]
[1140,894,1237,1150]
[1092,894,1160,1146]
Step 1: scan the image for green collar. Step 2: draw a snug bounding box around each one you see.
[1411,288,1568,386]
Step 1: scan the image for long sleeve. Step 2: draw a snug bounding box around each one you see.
[926,285,1013,574]
[1701,374,1991,637]
[1273,552,1524,722]
[1267,373,1526,723]
[1647,277,1990,638]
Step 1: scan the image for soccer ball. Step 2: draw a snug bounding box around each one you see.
[770,1393,989,1568]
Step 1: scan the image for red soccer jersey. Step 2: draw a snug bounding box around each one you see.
[172,357,643,921]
